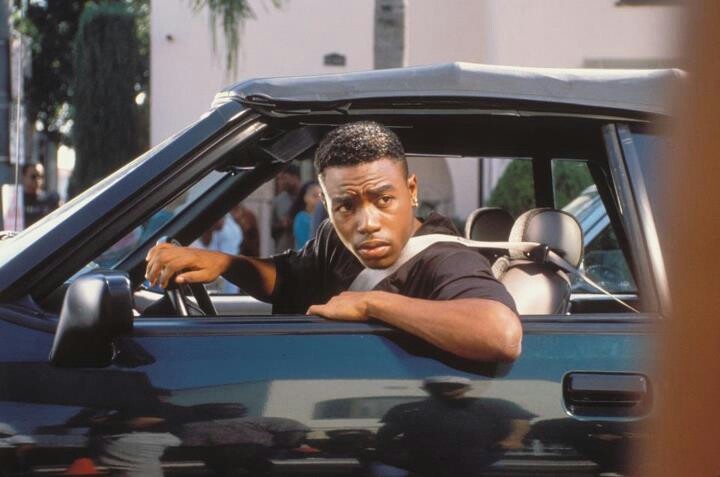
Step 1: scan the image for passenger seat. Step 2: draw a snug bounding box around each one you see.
[495,208,583,315]
[464,207,514,262]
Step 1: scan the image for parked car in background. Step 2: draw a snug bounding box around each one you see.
[0,63,678,475]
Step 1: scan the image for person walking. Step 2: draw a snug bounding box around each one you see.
[22,163,59,228]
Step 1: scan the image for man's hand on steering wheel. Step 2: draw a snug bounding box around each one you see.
[145,243,232,289]
[145,242,231,316]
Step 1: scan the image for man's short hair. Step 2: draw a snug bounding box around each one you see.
[314,121,407,176]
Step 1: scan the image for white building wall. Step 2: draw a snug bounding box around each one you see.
[482,0,683,68]
[151,0,374,146]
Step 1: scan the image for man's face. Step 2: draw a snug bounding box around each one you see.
[22,164,44,195]
[320,158,420,269]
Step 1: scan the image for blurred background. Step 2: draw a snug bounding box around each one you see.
[0,0,684,254]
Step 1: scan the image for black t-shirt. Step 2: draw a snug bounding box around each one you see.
[378,397,535,474]
[24,191,59,227]
[270,212,516,314]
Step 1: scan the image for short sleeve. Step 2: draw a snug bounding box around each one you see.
[270,220,357,313]
[427,246,517,313]
[270,237,323,314]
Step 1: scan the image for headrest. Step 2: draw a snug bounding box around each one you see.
[509,208,583,268]
[465,207,514,241]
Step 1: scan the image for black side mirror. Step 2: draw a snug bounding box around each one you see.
[49,271,133,367]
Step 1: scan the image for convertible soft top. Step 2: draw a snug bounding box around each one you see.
[215,62,683,116]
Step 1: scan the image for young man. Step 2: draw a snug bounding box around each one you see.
[146,122,521,362]
[22,162,59,227]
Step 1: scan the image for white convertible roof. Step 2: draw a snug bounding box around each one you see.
[216,62,683,116]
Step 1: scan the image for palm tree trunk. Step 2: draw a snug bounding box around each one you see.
[374,0,407,69]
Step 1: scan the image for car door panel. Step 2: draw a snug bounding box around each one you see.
[0,310,656,476]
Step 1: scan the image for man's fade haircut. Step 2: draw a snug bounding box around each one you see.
[314,121,407,177]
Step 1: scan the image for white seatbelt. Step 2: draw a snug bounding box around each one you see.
[348,233,639,313]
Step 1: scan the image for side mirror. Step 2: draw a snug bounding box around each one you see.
[49,271,133,367]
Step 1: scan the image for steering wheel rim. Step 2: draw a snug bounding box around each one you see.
[166,280,217,316]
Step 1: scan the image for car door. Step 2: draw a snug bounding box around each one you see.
[0,113,660,476]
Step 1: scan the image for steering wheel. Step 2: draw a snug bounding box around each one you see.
[157,237,217,316]
[166,280,217,316]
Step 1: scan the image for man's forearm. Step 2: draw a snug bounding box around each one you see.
[223,255,277,302]
[365,292,522,362]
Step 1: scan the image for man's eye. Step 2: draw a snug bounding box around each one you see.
[335,203,353,213]
[377,196,393,206]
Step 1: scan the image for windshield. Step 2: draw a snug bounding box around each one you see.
[0,127,187,269]
[72,171,227,279]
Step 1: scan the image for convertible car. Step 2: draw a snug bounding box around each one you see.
[0,63,677,475]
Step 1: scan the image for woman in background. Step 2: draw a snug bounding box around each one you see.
[290,181,322,250]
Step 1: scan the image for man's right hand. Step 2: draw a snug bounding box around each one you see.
[145,243,232,289]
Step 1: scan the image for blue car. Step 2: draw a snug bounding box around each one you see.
[0,63,677,476]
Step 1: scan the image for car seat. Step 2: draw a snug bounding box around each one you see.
[464,207,515,262]
[495,208,583,315]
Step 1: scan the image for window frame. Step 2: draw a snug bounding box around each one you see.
[603,124,664,314]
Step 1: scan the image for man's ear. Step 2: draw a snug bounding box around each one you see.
[407,174,418,203]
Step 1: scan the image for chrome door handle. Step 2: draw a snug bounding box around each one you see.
[563,372,652,417]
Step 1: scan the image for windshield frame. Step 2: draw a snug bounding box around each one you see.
[0,103,260,301]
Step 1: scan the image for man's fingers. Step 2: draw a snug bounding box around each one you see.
[158,266,175,288]
[176,270,210,284]
[145,242,174,261]
[306,304,325,316]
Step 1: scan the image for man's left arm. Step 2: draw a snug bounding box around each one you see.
[307,291,522,362]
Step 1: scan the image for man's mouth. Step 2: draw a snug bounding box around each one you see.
[356,240,391,260]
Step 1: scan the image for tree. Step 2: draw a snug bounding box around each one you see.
[12,0,149,145]
[69,2,140,195]
[487,160,535,218]
[191,0,283,74]
[373,0,406,69]
[487,160,593,217]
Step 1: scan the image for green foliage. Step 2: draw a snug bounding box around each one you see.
[552,161,594,209]
[191,0,283,74]
[12,0,149,145]
[12,1,92,141]
[487,159,534,218]
[487,159,594,216]
[69,2,140,195]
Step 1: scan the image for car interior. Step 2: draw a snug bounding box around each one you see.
[38,113,644,319]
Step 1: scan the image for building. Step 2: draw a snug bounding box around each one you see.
[151,0,682,255]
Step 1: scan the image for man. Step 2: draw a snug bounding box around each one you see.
[22,163,59,227]
[146,122,521,362]
[270,164,301,252]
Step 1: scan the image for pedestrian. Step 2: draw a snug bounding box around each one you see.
[22,163,59,228]
[231,203,260,257]
[289,181,322,250]
[270,164,300,252]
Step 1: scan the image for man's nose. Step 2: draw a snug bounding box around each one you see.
[357,205,381,234]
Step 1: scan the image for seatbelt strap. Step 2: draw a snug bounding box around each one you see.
[348,234,541,291]
[348,233,639,313]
